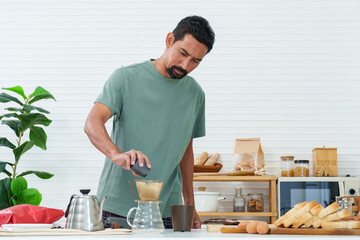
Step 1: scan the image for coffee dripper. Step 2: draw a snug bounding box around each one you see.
[127,180,165,233]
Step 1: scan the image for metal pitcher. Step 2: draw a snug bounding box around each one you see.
[65,189,107,231]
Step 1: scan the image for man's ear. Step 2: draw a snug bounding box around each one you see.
[165,32,175,48]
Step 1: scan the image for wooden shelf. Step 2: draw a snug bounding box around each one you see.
[193,175,277,182]
[198,212,277,217]
[193,175,278,223]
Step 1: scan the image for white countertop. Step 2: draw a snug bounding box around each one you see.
[4,229,360,240]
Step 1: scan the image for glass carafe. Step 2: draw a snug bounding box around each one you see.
[127,200,165,234]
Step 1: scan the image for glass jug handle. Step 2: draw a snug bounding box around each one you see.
[126,207,137,228]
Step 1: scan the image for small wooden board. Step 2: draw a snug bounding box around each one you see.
[270,227,360,235]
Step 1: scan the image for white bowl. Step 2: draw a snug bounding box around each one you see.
[194,192,226,212]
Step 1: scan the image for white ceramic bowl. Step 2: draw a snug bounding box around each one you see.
[194,192,226,212]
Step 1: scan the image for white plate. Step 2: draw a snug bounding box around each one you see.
[1,224,53,231]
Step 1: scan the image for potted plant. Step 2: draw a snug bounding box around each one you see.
[0,86,56,210]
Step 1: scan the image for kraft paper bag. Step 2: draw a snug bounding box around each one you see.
[233,138,264,172]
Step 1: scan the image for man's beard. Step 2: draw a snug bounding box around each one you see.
[166,66,188,79]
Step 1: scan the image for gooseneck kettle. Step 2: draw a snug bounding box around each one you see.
[65,189,107,231]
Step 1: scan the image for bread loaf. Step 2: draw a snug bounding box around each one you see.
[274,202,307,227]
[204,153,220,166]
[292,212,313,228]
[304,204,323,228]
[321,221,360,229]
[194,152,209,165]
[318,202,340,219]
[313,209,353,228]
[283,201,317,228]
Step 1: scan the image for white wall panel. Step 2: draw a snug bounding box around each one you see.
[0,0,360,223]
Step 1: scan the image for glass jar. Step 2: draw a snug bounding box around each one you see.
[281,156,294,177]
[233,187,245,212]
[246,193,264,212]
[294,160,310,177]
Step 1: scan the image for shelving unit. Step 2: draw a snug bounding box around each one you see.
[193,175,277,223]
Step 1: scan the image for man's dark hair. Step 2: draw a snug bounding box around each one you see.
[173,16,215,54]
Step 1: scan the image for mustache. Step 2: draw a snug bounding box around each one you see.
[172,66,187,75]
[166,65,188,79]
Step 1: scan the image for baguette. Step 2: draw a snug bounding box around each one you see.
[204,153,220,166]
[321,221,360,229]
[274,202,307,227]
[194,152,209,165]
[318,202,340,219]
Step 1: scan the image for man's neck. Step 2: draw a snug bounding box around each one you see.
[152,57,171,79]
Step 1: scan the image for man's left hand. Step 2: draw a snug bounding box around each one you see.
[192,210,201,229]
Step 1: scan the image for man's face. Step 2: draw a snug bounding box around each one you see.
[165,33,208,79]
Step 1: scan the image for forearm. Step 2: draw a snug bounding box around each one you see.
[84,117,122,160]
[180,140,195,204]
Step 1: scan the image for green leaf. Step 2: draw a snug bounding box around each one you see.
[28,87,56,104]
[23,104,50,114]
[0,161,13,174]
[11,176,27,197]
[11,197,17,206]
[2,119,21,137]
[5,107,24,113]
[0,178,12,210]
[19,188,42,205]
[13,141,34,161]
[0,92,23,106]
[0,113,19,121]
[3,169,12,177]
[18,171,54,179]
[28,93,56,104]
[18,113,52,132]
[2,86,27,100]
[29,126,47,150]
[0,162,5,172]
[0,137,16,149]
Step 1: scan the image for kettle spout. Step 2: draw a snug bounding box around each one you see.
[98,196,107,223]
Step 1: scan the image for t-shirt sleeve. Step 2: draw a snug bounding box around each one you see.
[192,93,206,138]
[95,68,127,119]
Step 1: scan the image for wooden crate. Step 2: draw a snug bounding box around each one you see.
[312,148,337,177]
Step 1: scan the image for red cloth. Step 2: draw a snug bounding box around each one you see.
[0,204,64,225]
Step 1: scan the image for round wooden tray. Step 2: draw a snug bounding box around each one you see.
[194,163,223,173]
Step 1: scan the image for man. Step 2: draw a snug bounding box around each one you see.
[84,15,215,229]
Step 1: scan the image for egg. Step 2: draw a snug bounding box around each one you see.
[256,221,269,234]
[245,221,258,234]
[237,221,250,231]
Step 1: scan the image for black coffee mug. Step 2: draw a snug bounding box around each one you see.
[170,205,195,232]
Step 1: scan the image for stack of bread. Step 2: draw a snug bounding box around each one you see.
[274,201,360,229]
[194,152,220,166]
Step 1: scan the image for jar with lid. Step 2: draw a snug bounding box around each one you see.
[233,187,245,212]
[294,160,310,177]
[281,156,294,177]
[246,193,264,212]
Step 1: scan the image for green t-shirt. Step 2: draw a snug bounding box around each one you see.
[95,59,205,218]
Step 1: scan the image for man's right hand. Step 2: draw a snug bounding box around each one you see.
[111,149,151,176]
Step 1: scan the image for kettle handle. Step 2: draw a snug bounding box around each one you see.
[64,194,76,218]
[126,207,137,228]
